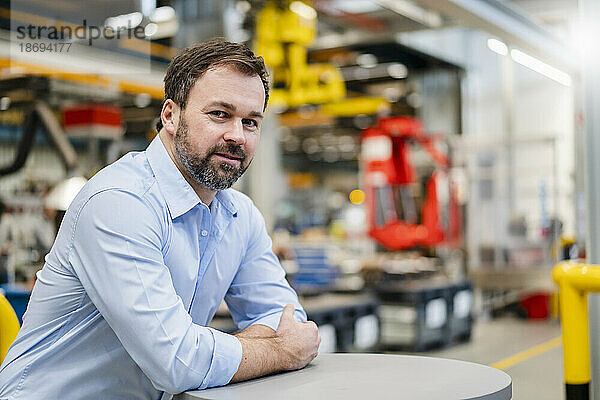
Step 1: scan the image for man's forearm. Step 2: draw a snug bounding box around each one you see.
[229,336,285,383]
[233,324,275,339]
[230,325,286,383]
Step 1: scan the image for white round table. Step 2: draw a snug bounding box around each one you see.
[175,353,512,400]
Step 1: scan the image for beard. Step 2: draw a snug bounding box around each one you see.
[173,117,251,191]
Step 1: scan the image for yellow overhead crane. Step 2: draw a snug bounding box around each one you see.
[254,0,390,116]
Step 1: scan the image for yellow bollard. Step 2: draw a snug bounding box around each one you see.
[553,261,600,400]
[0,293,20,363]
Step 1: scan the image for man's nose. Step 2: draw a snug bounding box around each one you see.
[223,119,246,144]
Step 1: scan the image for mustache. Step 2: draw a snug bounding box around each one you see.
[209,143,247,161]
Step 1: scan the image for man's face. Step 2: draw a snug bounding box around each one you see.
[172,66,265,191]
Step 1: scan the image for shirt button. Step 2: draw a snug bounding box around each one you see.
[201,230,208,237]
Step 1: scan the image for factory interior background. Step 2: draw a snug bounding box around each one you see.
[0,0,597,399]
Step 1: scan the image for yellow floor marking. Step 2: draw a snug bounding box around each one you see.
[490,336,562,370]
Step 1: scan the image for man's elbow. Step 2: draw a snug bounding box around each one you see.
[148,362,210,394]
[150,374,190,395]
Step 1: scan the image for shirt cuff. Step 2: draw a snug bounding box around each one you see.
[200,327,243,389]
[251,308,308,331]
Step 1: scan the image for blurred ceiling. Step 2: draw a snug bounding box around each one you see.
[8,0,581,44]
[8,0,581,37]
[312,0,578,71]
[12,0,140,25]
[507,0,579,25]
[314,0,446,34]
[6,0,580,71]
[506,0,579,41]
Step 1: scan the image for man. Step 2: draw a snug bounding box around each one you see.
[0,39,320,399]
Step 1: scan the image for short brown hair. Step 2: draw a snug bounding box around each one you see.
[156,38,270,132]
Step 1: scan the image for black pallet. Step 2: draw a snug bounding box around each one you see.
[447,281,473,343]
[308,298,379,352]
[376,279,455,352]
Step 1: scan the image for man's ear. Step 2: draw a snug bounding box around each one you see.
[161,99,180,136]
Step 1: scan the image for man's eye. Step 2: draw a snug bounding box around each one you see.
[210,111,228,118]
[242,118,258,128]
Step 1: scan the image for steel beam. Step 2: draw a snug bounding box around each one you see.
[581,0,600,398]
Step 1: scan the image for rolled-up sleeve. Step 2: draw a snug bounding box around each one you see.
[67,189,241,393]
[225,203,306,332]
[202,328,242,387]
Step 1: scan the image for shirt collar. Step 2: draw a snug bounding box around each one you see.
[214,189,238,216]
[146,135,238,219]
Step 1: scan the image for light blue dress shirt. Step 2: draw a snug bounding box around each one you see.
[0,136,306,400]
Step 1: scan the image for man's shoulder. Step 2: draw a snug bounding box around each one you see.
[69,152,162,217]
[90,152,155,195]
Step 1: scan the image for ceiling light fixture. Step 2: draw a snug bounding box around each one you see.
[144,23,158,37]
[150,6,176,23]
[387,63,408,79]
[290,1,317,19]
[328,0,381,14]
[510,48,572,87]
[357,53,378,68]
[487,38,508,56]
[105,12,143,31]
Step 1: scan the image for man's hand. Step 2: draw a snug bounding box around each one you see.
[230,304,321,384]
[274,304,320,370]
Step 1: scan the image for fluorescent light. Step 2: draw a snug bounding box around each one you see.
[236,1,251,14]
[487,38,508,56]
[145,23,158,37]
[105,12,143,31]
[150,6,176,23]
[329,0,381,14]
[510,49,572,87]
[387,63,407,79]
[290,1,317,19]
[0,97,10,111]
[145,20,179,39]
[357,53,377,68]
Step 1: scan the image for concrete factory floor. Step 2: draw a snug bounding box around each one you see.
[407,316,564,399]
